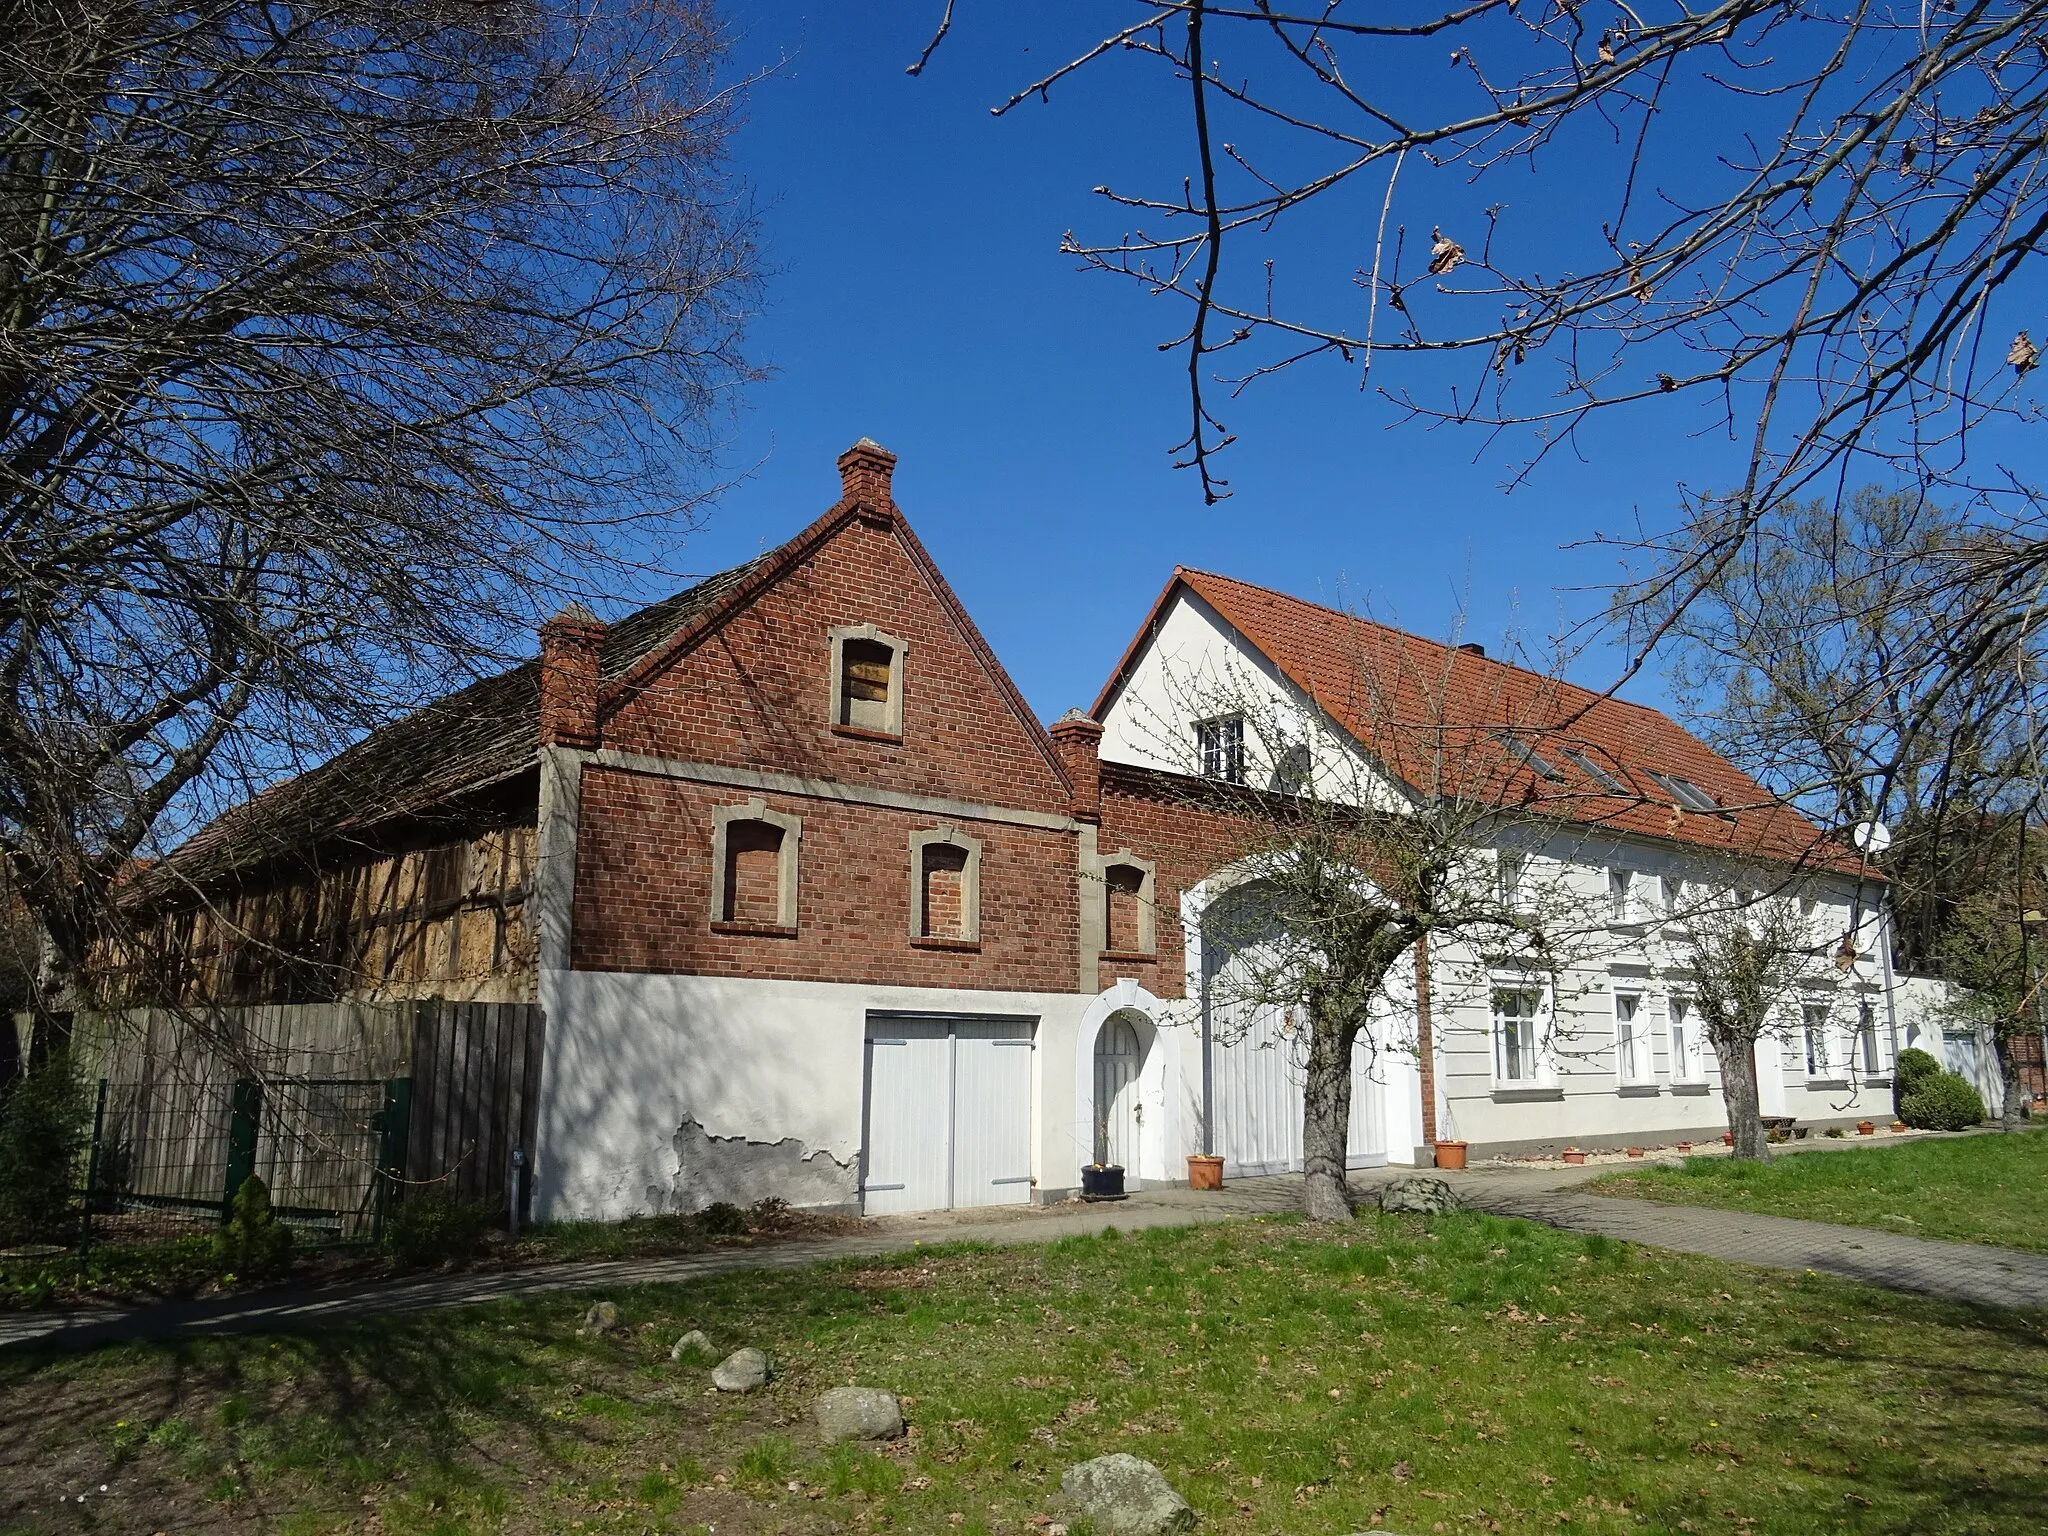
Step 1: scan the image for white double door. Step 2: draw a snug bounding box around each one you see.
[1211,1004,1388,1176]
[862,1015,1035,1215]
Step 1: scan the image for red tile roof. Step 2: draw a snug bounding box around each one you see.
[1095,569,1871,877]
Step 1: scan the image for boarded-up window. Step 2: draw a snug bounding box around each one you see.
[840,637,896,731]
[1106,863,1147,953]
[921,842,969,939]
[723,820,786,924]
[422,844,465,909]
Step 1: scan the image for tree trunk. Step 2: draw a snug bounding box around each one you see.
[1715,1030,1772,1161]
[1991,1028,2026,1132]
[1302,1010,1356,1220]
[28,916,83,1065]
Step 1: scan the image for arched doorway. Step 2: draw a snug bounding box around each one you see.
[1093,1012,1146,1168]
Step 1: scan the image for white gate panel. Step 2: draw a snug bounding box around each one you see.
[1212,1001,1388,1175]
[953,1023,1034,1208]
[1347,1035,1389,1168]
[863,1023,952,1215]
[1093,1015,1143,1168]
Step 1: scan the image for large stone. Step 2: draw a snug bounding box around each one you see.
[1057,1454,1194,1536]
[1377,1174,1460,1216]
[670,1329,714,1363]
[813,1386,905,1442]
[711,1347,769,1392]
[580,1301,620,1336]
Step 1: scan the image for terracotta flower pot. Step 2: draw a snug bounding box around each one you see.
[1433,1140,1469,1171]
[1626,1147,1645,1158]
[1857,1121,1875,1136]
[1675,1142,1692,1152]
[1722,1132,1735,1146]
[1889,1120,1907,1133]
[1561,1148,1587,1165]
[1186,1154,1224,1191]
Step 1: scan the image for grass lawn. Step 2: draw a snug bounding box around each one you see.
[2,1213,2044,1536]
[1591,1130,2048,1253]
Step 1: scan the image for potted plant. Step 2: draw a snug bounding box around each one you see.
[1625,1146,1645,1158]
[1186,1153,1224,1190]
[1433,1139,1469,1170]
[1080,1163,1126,1201]
[1856,1120,1875,1136]
[1560,1147,1587,1165]
[1889,1119,1907,1133]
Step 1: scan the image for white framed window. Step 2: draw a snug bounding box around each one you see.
[828,624,908,737]
[1802,1002,1836,1078]
[1609,868,1640,926]
[1196,714,1246,783]
[1667,995,1705,1082]
[1614,990,1652,1085]
[1497,848,1528,911]
[1855,1001,1882,1076]
[1492,984,1548,1084]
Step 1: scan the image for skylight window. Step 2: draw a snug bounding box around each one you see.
[1647,770,1726,815]
[1561,747,1630,794]
[1494,733,1565,782]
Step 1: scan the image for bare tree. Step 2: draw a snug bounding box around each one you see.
[1622,488,2042,969]
[1126,631,1612,1218]
[1932,831,2047,1130]
[1,0,760,1024]
[914,3,2048,683]
[1679,894,1832,1159]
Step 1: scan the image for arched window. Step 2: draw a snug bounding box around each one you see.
[829,624,908,737]
[909,826,981,946]
[1100,851,1157,957]
[711,799,800,935]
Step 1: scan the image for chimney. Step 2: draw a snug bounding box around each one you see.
[837,437,898,510]
[1049,709,1104,823]
[538,601,607,749]
[1457,641,1486,658]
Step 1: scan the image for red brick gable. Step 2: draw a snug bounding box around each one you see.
[596,505,1073,818]
[1096,570,1866,876]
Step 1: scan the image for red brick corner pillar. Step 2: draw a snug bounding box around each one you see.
[538,602,608,750]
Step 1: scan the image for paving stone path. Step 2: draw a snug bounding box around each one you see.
[4,1160,2042,1352]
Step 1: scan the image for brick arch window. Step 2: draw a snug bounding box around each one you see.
[711,799,801,936]
[909,826,982,947]
[1101,851,1158,957]
[829,623,908,737]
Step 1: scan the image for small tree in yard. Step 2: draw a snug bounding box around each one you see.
[1934,895,2040,1133]
[1136,637,1610,1220]
[1679,896,1831,1161]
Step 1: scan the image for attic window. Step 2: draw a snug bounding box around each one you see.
[829,625,907,737]
[1196,715,1245,783]
[711,799,801,935]
[909,826,982,946]
[1647,770,1729,816]
[1561,747,1630,794]
[1494,733,1565,782]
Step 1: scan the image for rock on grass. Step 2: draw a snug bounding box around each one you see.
[711,1347,769,1392]
[670,1329,714,1363]
[1378,1174,1459,1215]
[814,1386,904,1441]
[1057,1453,1193,1535]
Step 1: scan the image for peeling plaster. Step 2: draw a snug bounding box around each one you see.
[662,1116,858,1215]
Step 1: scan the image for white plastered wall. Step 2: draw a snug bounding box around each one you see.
[531,970,1095,1222]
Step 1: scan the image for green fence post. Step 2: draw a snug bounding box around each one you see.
[77,1079,108,1256]
[224,1079,262,1219]
[371,1077,413,1245]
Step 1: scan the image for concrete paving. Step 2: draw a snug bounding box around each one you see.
[4,1157,2043,1352]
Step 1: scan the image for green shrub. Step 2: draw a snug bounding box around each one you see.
[384,1191,494,1266]
[215,1175,294,1276]
[1901,1072,1986,1132]
[697,1201,748,1237]
[1893,1047,1943,1119]
[0,1052,91,1243]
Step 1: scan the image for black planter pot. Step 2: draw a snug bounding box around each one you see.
[1080,1164,1127,1201]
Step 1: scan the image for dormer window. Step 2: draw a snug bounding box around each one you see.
[829,624,908,738]
[711,799,801,935]
[1196,714,1245,783]
[1648,769,1730,818]
[1562,747,1629,794]
[909,826,981,947]
[1495,733,1565,782]
[1101,852,1158,956]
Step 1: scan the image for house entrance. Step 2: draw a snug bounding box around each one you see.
[861,1014,1035,1215]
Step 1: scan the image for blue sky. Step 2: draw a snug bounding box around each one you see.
[658,9,1885,722]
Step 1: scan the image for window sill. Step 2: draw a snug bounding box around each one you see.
[1862,1075,1892,1087]
[832,724,902,744]
[1100,949,1157,964]
[1804,1077,1851,1091]
[1670,1081,1713,1096]
[1608,921,1649,935]
[711,920,798,939]
[911,936,982,953]
[1616,1082,1661,1098]
[1491,1085,1565,1103]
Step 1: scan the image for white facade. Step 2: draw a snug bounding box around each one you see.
[1099,587,1905,1161]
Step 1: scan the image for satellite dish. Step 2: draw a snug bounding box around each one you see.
[1852,821,1893,855]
